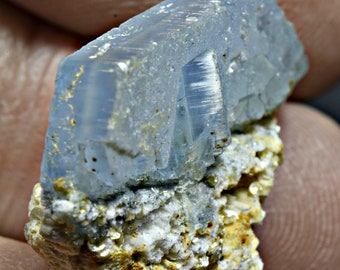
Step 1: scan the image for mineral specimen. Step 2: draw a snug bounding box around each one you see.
[25,0,307,269]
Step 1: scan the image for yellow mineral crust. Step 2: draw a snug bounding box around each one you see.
[25,117,283,270]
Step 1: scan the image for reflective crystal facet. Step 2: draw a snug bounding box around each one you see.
[42,0,307,198]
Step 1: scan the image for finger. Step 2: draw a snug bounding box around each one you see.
[0,1,77,240]
[254,103,340,269]
[278,0,340,100]
[0,236,48,269]
[8,0,161,37]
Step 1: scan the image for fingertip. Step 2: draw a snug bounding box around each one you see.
[9,0,161,37]
[254,103,340,269]
[0,0,78,241]
[278,0,340,100]
[0,236,48,270]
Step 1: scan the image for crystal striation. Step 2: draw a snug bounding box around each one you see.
[25,0,308,269]
[41,0,307,199]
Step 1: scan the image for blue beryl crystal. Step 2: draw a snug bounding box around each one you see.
[42,0,307,198]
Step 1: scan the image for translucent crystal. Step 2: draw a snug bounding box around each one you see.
[41,0,307,198]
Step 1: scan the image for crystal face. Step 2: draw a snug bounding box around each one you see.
[42,0,307,198]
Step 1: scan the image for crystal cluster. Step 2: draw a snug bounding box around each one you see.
[25,0,307,269]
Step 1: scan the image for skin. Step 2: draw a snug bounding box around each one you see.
[0,0,339,268]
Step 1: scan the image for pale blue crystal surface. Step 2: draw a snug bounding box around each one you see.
[42,0,307,198]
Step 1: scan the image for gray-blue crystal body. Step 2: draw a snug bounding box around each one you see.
[42,0,307,198]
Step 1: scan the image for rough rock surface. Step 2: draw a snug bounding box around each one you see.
[26,117,282,269]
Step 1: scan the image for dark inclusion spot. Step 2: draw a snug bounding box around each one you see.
[132,251,144,262]
[216,143,222,149]
[105,141,140,159]
[92,157,97,162]
[116,216,125,223]
[92,168,96,172]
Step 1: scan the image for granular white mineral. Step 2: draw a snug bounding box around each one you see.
[25,0,307,269]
